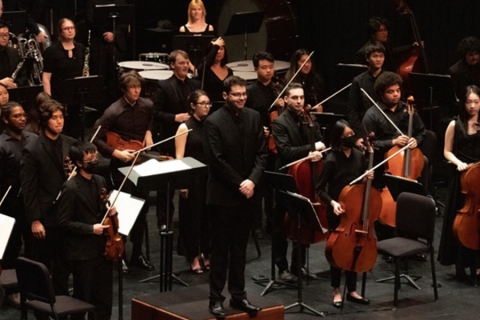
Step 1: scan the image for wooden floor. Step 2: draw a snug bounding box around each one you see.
[2,185,480,320]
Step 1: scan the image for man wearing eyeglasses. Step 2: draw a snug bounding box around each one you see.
[0,19,27,88]
[203,76,267,317]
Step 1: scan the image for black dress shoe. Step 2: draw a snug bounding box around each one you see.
[130,254,155,271]
[346,294,370,305]
[230,298,261,314]
[121,259,130,274]
[209,300,226,317]
[332,300,342,308]
[292,267,318,280]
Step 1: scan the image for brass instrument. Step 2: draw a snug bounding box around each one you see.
[26,36,43,85]
[83,30,91,77]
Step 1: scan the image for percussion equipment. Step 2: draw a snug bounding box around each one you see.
[227,60,290,72]
[232,70,257,82]
[139,52,169,64]
[138,70,174,98]
[118,61,169,71]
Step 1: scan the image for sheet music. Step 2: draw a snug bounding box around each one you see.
[0,214,15,259]
[286,191,328,233]
[110,190,145,236]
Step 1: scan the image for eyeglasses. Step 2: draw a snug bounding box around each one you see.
[62,26,75,31]
[196,102,212,107]
[0,33,9,38]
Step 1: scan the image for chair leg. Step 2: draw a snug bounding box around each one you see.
[394,258,400,308]
[145,222,151,262]
[430,248,439,301]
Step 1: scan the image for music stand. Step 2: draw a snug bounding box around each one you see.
[377,174,427,290]
[311,112,346,145]
[409,72,457,130]
[64,76,103,140]
[225,11,265,60]
[172,35,214,68]
[119,157,207,292]
[2,11,27,34]
[252,172,298,296]
[94,4,134,73]
[279,190,326,317]
[335,63,367,85]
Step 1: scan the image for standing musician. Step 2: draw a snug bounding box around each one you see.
[246,50,283,238]
[284,48,326,111]
[361,71,426,189]
[347,42,386,148]
[355,16,417,72]
[57,141,114,320]
[153,50,200,229]
[0,0,49,43]
[316,120,371,308]
[0,102,36,269]
[271,82,325,281]
[42,18,86,138]
[179,0,215,35]
[20,99,76,296]
[447,36,480,99]
[0,19,28,88]
[204,76,267,317]
[93,70,154,273]
[438,85,480,279]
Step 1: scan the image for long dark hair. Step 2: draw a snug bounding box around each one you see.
[330,120,350,151]
[284,48,317,83]
[457,85,480,135]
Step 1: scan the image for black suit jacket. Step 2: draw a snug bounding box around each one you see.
[20,134,77,227]
[203,105,267,206]
[57,174,108,261]
[272,110,322,171]
[152,75,200,154]
[1,46,28,87]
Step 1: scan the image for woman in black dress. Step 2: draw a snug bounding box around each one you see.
[316,120,371,307]
[196,37,233,113]
[438,85,480,278]
[42,18,85,138]
[175,90,211,273]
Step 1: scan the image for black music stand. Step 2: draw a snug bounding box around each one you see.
[225,11,264,60]
[311,112,346,145]
[377,174,427,290]
[64,75,103,140]
[2,11,27,34]
[172,35,214,67]
[252,172,298,296]
[409,72,457,129]
[280,190,326,317]
[94,4,134,70]
[7,85,43,111]
[120,157,207,292]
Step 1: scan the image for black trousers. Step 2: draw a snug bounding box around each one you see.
[209,203,251,302]
[71,256,113,320]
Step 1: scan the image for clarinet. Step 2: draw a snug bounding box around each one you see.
[83,30,91,77]
[11,60,25,81]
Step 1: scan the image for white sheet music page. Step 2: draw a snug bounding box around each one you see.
[118,159,192,185]
[0,214,15,259]
[109,190,146,236]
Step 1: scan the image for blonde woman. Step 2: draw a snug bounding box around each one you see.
[179,0,214,35]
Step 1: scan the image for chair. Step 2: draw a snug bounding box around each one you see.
[0,268,18,306]
[376,192,439,307]
[15,257,95,320]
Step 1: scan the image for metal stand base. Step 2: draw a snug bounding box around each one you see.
[285,301,325,317]
[377,274,422,290]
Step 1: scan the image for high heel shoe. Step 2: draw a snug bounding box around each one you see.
[200,253,210,271]
[190,256,203,274]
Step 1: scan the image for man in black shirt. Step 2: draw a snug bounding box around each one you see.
[0,20,27,88]
[348,42,385,147]
[448,36,480,99]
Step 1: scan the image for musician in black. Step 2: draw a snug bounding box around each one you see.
[20,99,76,295]
[93,70,154,273]
[347,42,385,147]
[271,83,325,280]
[0,101,36,269]
[448,36,480,99]
[0,19,28,88]
[57,141,114,320]
[0,0,49,43]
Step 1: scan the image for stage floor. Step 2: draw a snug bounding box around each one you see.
[2,187,480,320]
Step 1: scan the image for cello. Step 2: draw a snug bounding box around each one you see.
[393,0,429,82]
[326,138,382,273]
[379,96,425,227]
[453,162,480,250]
[286,108,329,244]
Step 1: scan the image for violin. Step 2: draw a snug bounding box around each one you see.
[267,76,285,154]
[286,108,329,244]
[453,162,480,250]
[325,138,382,272]
[379,96,424,227]
[100,188,124,262]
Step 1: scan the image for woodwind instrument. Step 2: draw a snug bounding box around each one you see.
[83,30,91,77]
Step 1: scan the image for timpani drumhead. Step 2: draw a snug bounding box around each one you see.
[118,61,169,70]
